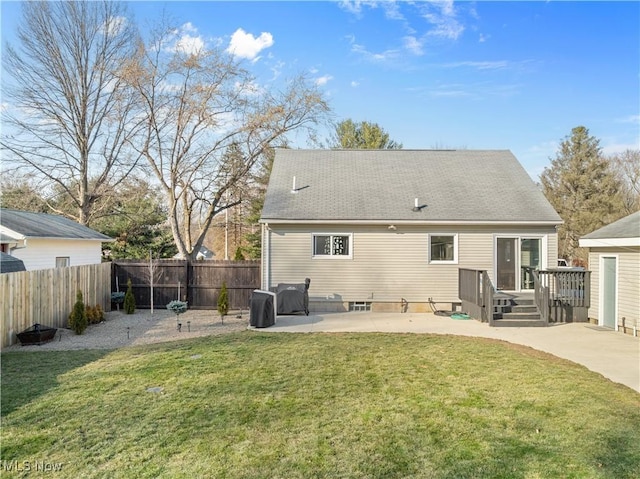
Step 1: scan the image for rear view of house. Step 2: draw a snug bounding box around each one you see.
[0,209,112,271]
[260,149,563,313]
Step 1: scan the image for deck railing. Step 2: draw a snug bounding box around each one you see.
[536,270,591,308]
[459,268,590,325]
[480,270,495,325]
[459,268,495,324]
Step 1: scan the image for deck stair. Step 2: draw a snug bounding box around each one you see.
[492,293,547,327]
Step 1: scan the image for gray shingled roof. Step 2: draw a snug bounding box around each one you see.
[0,252,26,273]
[261,149,562,223]
[581,211,640,240]
[0,209,112,241]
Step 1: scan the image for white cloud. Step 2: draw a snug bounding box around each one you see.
[443,60,509,71]
[479,33,490,43]
[176,34,205,55]
[162,23,206,56]
[403,36,424,56]
[182,22,198,33]
[315,75,333,86]
[602,141,640,155]
[351,81,360,88]
[227,28,274,62]
[420,0,465,40]
[617,115,640,124]
[348,35,400,63]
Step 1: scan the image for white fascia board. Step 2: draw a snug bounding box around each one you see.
[0,226,25,241]
[260,219,562,227]
[579,237,640,248]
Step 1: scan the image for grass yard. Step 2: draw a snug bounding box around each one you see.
[1,332,639,478]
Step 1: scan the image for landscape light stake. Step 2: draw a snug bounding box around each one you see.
[177,323,182,332]
[187,321,191,332]
[127,327,130,339]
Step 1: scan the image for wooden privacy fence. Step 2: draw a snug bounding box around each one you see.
[112,260,260,311]
[1,263,112,348]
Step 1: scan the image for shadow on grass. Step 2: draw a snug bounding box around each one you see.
[1,349,109,417]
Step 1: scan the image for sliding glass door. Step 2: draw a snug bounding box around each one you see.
[496,237,543,291]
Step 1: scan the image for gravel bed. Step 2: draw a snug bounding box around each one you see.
[4,309,250,352]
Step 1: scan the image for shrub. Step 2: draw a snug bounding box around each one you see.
[166,300,188,317]
[217,281,229,322]
[85,304,105,325]
[85,305,96,325]
[124,278,136,314]
[68,290,88,335]
[233,247,245,261]
[111,292,125,304]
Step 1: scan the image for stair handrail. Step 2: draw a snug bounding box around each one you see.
[481,270,495,326]
[531,268,550,324]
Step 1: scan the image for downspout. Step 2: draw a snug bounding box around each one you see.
[263,223,270,291]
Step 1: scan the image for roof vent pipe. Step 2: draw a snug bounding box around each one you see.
[412,197,420,212]
[291,176,297,194]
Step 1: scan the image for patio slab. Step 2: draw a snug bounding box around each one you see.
[253,311,640,393]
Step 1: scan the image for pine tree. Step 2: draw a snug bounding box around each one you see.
[68,290,88,335]
[217,281,229,323]
[124,278,136,314]
[541,126,624,264]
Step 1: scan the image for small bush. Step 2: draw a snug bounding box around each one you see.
[217,281,229,321]
[85,304,105,325]
[68,290,88,335]
[95,304,105,322]
[111,292,125,304]
[233,247,245,261]
[124,278,136,314]
[167,300,188,316]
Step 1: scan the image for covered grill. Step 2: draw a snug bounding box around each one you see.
[274,278,310,316]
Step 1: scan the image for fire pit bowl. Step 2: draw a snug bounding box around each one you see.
[17,323,58,346]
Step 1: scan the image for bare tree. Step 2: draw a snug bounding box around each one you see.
[122,23,331,260]
[1,0,141,224]
[608,149,640,215]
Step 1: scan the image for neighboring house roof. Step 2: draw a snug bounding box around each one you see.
[0,252,26,273]
[579,211,640,248]
[0,209,113,241]
[173,245,215,260]
[0,232,20,244]
[261,149,562,224]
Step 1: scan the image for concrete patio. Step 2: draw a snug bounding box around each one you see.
[252,311,640,393]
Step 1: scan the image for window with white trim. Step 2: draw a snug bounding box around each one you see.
[312,234,352,258]
[429,234,458,263]
[55,257,70,268]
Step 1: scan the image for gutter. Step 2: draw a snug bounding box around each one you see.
[259,219,563,227]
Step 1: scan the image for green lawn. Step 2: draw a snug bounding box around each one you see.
[2,332,639,478]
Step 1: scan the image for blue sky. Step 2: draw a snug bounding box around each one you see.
[1,1,639,180]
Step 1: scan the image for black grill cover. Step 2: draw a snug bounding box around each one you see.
[250,290,276,328]
[275,278,310,315]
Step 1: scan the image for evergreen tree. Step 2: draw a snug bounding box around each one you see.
[331,119,402,149]
[124,278,136,314]
[68,290,88,335]
[541,126,624,264]
[217,282,229,323]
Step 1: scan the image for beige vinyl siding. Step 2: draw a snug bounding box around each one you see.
[588,247,640,326]
[264,224,557,303]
